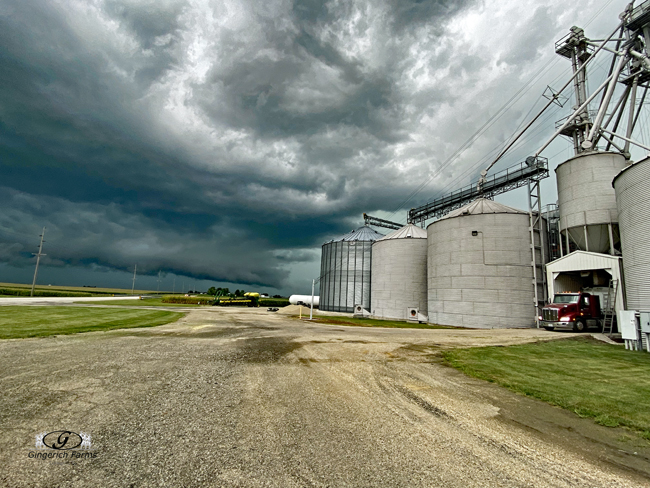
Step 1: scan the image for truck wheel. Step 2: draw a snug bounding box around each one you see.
[573,320,586,332]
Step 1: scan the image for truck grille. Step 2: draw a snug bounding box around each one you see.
[543,309,558,321]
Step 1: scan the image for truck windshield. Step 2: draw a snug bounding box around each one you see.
[553,295,579,304]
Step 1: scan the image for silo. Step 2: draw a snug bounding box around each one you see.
[319,226,384,312]
[556,151,627,254]
[427,198,536,328]
[613,157,650,311]
[371,224,428,320]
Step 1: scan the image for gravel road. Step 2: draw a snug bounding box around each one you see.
[1,307,648,487]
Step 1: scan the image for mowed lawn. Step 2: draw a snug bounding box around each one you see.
[311,315,458,330]
[0,306,185,339]
[443,337,650,438]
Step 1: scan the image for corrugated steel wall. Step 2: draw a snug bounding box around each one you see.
[427,212,536,328]
[319,241,373,313]
[614,157,650,311]
[371,238,427,320]
[556,151,626,253]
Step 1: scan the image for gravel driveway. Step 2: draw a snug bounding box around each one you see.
[1,307,648,487]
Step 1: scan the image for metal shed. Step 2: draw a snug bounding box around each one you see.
[545,250,625,313]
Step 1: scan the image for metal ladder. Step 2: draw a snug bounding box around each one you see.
[602,279,618,334]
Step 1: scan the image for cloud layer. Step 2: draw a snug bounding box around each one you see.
[0,0,623,292]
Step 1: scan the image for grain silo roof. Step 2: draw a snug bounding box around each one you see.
[377,223,427,241]
[326,225,384,243]
[438,198,528,221]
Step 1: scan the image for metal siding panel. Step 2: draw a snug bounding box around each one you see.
[428,212,535,328]
[615,158,650,311]
[556,152,626,253]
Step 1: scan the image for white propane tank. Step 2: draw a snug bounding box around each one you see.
[289,295,320,306]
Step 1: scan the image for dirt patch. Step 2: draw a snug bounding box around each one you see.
[234,336,304,363]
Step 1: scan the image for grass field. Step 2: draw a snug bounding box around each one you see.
[308,315,458,330]
[0,306,185,339]
[443,337,650,439]
[0,282,168,296]
[76,298,203,307]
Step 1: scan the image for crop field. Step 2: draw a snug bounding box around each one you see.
[443,337,650,439]
[0,281,166,296]
[76,298,198,307]
[0,306,185,339]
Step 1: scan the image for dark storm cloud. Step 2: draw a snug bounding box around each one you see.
[0,0,610,291]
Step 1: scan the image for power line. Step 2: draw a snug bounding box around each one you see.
[384,0,620,221]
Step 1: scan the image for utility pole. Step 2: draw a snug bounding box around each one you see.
[131,264,137,295]
[30,227,46,297]
[310,279,315,320]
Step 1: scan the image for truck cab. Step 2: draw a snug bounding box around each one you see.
[540,292,601,332]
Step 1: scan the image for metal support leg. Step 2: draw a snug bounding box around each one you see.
[608,222,615,255]
[565,230,570,254]
[527,181,545,327]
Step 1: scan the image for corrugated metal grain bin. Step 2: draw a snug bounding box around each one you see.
[556,151,626,254]
[319,226,384,313]
[613,156,650,311]
[427,198,536,328]
[371,224,427,320]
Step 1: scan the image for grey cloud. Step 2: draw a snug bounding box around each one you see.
[0,188,290,287]
[0,0,599,293]
[498,7,559,66]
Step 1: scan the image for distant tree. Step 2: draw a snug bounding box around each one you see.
[273,295,282,299]
[207,287,217,295]
[234,289,245,297]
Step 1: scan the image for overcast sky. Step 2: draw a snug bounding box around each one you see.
[0,0,631,294]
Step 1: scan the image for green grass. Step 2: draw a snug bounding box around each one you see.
[0,306,185,339]
[0,281,168,295]
[443,337,650,439]
[259,298,290,307]
[0,287,94,298]
[307,315,458,329]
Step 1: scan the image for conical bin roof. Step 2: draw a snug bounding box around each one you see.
[377,223,427,241]
[325,225,384,243]
[438,198,527,221]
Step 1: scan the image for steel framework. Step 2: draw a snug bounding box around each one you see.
[408,157,549,224]
[362,213,402,230]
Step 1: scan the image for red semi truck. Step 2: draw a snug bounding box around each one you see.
[540,292,602,332]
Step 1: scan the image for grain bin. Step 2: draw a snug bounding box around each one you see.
[556,151,627,254]
[613,156,650,311]
[371,224,428,320]
[427,198,536,328]
[319,225,384,313]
